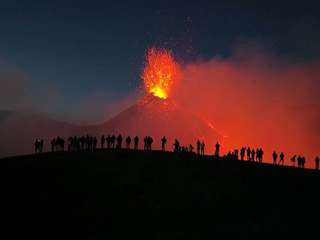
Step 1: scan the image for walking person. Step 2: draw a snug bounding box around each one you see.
[278,152,284,165]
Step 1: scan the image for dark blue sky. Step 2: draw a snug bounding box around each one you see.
[0,0,319,123]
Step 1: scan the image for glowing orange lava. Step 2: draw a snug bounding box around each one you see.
[141,47,180,99]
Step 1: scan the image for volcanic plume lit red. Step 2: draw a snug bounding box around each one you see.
[141,47,180,99]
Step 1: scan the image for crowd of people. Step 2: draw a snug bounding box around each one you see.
[35,135,320,170]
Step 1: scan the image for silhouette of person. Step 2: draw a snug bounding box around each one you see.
[260,148,264,162]
[278,152,284,165]
[189,144,194,153]
[251,149,255,162]
[60,138,65,151]
[126,136,132,149]
[290,155,296,167]
[196,140,200,154]
[173,139,180,153]
[301,156,306,168]
[247,147,251,161]
[161,137,167,151]
[35,140,39,154]
[256,148,262,162]
[56,136,61,151]
[40,139,43,153]
[51,138,56,152]
[272,151,278,165]
[111,135,116,148]
[134,136,139,150]
[233,149,238,159]
[101,135,105,149]
[297,155,302,168]
[200,141,205,155]
[80,136,85,150]
[144,136,148,150]
[147,136,153,150]
[85,134,89,149]
[35,140,43,154]
[116,134,122,149]
[315,156,319,170]
[93,137,97,149]
[240,147,246,161]
[215,142,220,156]
[106,135,110,148]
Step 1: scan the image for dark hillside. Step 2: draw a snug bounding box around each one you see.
[1,150,320,239]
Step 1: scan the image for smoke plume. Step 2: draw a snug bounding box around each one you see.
[173,41,320,168]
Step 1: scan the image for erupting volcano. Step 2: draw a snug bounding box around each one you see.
[141,47,180,99]
[102,47,227,154]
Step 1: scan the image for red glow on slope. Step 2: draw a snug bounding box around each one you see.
[141,47,180,99]
[202,117,228,154]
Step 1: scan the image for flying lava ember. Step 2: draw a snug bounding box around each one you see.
[141,47,180,99]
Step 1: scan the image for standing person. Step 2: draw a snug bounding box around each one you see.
[144,136,148,150]
[126,136,131,149]
[301,156,306,168]
[246,147,251,161]
[291,155,296,167]
[101,135,105,149]
[315,156,319,170]
[60,138,65,151]
[251,149,255,162]
[240,147,246,161]
[189,144,194,153]
[51,138,56,152]
[111,135,116,148]
[93,137,97,149]
[272,151,278,165]
[297,155,302,168]
[147,136,153,150]
[200,141,205,155]
[116,134,122,149]
[259,148,264,162]
[134,136,139,150]
[278,152,284,165]
[215,142,220,157]
[161,137,167,151]
[173,139,180,153]
[196,140,201,154]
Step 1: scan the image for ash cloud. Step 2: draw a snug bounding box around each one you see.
[173,40,320,168]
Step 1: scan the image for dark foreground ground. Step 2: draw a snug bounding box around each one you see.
[1,149,320,239]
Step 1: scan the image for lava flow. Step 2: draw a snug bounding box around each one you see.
[141,47,180,99]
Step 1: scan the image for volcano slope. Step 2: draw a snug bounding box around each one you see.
[1,149,320,239]
[100,93,225,153]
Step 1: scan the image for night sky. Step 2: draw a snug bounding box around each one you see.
[0,0,319,124]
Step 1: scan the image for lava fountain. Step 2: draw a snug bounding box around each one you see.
[103,46,228,154]
[141,47,180,99]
